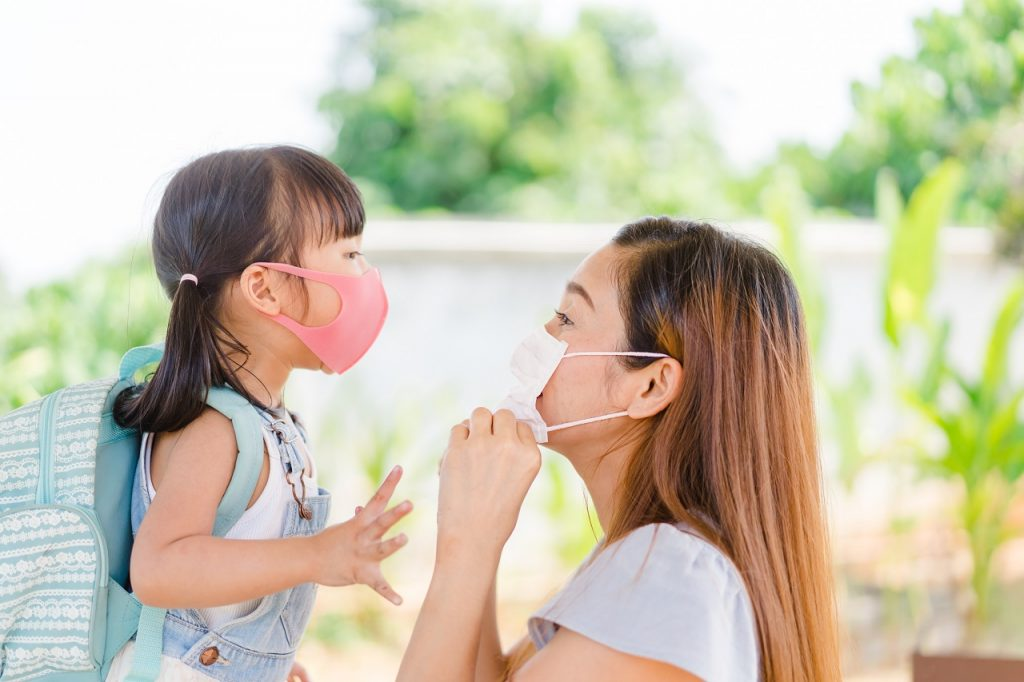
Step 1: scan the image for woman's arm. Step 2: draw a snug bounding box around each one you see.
[131,408,412,608]
[473,577,506,682]
[398,537,502,680]
[396,408,541,682]
[514,628,700,682]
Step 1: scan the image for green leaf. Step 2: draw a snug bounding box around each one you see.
[882,158,965,345]
[918,317,952,402]
[875,167,904,236]
[980,279,1024,411]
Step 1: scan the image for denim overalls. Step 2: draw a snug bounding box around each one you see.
[127,406,331,680]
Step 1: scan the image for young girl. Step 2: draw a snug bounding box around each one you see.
[105,145,413,681]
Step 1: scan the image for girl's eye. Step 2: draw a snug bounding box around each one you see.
[345,251,363,260]
[553,308,574,326]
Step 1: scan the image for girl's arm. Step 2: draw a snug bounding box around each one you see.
[396,408,542,682]
[130,408,412,608]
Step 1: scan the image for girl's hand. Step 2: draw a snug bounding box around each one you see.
[287,660,311,682]
[436,408,542,560]
[310,466,412,605]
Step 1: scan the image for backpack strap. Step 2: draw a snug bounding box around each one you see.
[205,385,266,536]
[118,342,165,382]
[124,607,166,682]
[123,346,267,681]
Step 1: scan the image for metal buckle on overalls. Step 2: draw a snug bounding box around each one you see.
[267,418,313,521]
[268,418,300,444]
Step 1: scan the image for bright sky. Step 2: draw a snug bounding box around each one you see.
[0,0,962,293]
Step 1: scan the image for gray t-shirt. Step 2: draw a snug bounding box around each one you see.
[527,522,760,681]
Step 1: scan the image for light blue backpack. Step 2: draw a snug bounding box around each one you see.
[0,343,265,681]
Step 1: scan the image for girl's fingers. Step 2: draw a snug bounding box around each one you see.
[375,532,409,559]
[367,500,413,539]
[368,573,403,606]
[290,661,311,682]
[363,465,403,518]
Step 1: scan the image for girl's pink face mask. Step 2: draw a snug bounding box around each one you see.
[253,261,389,375]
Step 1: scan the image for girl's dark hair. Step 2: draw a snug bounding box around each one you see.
[114,145,365,433]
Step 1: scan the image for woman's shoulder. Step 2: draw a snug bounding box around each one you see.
[528,520,760,680]
[534,520,755,619]
[578,521,749,602]
[606,520,745,577]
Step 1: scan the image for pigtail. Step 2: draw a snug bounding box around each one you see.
[114,271,265,433]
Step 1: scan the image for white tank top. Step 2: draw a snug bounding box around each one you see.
[139,406,318,630]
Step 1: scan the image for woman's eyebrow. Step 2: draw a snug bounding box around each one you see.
[565,280,595,309]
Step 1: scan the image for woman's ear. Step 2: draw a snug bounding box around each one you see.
[239,264,284,315]
[625,358,684,419]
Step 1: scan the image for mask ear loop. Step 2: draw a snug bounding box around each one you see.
[563,351,670,358]
[544,351,672,434]
[546,411,630,433]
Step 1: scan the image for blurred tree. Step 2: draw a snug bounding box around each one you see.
[774,0,1024,256]
[0,248,168,413]
[319,0,737,220]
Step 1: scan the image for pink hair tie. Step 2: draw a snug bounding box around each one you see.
[179,273,198,285]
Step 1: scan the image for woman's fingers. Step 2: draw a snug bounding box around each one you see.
[361,465,404,519]
[493,409,517,438]
[515,419,536,445]
[468,406,493,436]
[366,500,414,539]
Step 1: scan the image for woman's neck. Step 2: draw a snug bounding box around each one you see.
[566,435,639,534]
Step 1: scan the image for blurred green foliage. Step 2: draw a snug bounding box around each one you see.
[770,157,1024,638]
[319,0,737,221]
[0,247,168,413]
[880,160,1024,630]
[774,0,1024,254]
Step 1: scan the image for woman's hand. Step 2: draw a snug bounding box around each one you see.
[436,407,542,561]
[309,466,412,605]
[395,409,540,682]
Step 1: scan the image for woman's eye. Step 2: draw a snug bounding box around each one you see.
[553,308,574,326]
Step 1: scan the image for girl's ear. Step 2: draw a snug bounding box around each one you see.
[239,264,284,315]
[625,358,684,419]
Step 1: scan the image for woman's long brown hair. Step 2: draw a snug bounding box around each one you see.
[509,217,840,680]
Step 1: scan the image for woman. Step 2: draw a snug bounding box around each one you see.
[397,217,840,681]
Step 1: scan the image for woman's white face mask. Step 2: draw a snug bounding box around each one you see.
[496,326,669,443]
